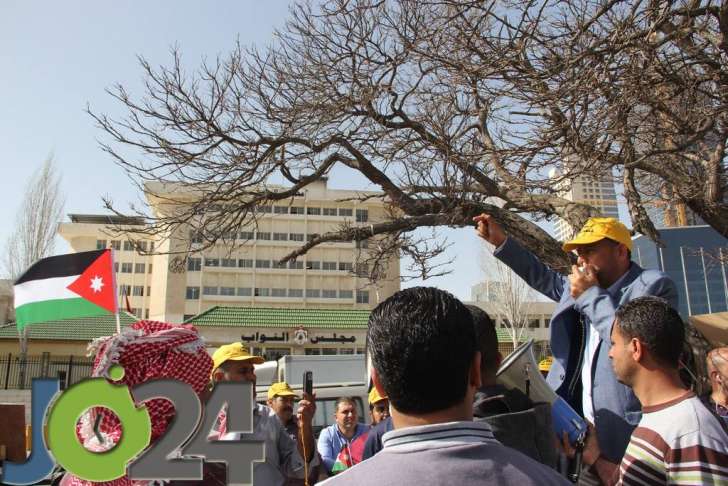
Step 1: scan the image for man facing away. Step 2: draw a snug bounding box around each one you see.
[320,287,569,485]
[267,381,320,486]
[475,214,678,462]
[704,346,728,425]
[211,343,318,486]
[582,297,728,485]
[469,305,559,468]
[317,397,369,476]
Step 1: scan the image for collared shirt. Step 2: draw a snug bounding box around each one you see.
[221,403,318,486]
[317,422,369,474]
[580,266,632,423]
[381,421,500,451]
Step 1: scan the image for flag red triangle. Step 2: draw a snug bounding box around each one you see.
[66,250,116,313]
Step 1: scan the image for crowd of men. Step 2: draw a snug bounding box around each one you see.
[57,215,728,486]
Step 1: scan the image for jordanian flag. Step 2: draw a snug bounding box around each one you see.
[14,250,117,330]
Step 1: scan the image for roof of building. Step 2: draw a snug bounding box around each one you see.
[68,214,147,226]
[185,306,515,341]
[185,306,371,329]
[0,313,138,341]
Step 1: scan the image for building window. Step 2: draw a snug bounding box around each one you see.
[340,348,354,355]
[183,314,195,322]
[257,205,272,213]
[240,231,255,240]
[114,262,119,273]
[339,262,353,272]
[221,258,236,268]
[323,207,338,216]
[339,290,353,299]
[306,261,321,270]
[220,286,235,296]
[237,287,252,296]
[134,263,146,273]
[544,319,550,328]
[147,286,151,297]
[306,289,320,298]
[110,240,121,250]
[274,206,288,214]
[290,233,304,242]
[305,348,322,355]
[185,287,200,299]
[273,261,287,269]
[144,309,150,319]
[238,259,253,268]
[149,242,155,252]
[355,263,369,276]
[272,288,287,297]
[204,258,220,267]
[288,288,303,298]
[222,231,237,241]
[255,287,270,297]
[96,239,107,250]
[355,209,368,222]
[203,286,218,296]
[339,208,353,217]
[131,308,142,318]
[290,206,304,215]
[137,241,148,252]
[256,232,271,241]
[528,319,540,329]
[190,231,203,244]
[355,239,369,249]
[121,263,133,273]
[306,233,319,243]
[322,289,337,298]
[322,348,338,355]
[356,290,369,304]
[123,241,134,251]
[119,284,131,297]
[307,207,321,215]
[289,260,303,270]
[132,286,144,297]
[187,258,201,271]
[273,232,288,241]
[256,259,271,269]
[148,264,153,273]
[322,261,337,271]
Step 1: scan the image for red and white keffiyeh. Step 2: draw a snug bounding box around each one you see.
[61,320,213,486]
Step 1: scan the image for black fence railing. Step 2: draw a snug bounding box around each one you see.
[0,354,94,390]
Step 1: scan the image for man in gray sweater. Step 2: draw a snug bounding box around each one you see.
[320,287,569,486]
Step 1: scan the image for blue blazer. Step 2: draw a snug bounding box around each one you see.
[495,238,678,461]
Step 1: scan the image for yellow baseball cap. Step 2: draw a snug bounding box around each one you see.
[539,356,554,372]
[368,386,387,405]
[562,217,632,252]
[211,342,265,373]
[267,382,299,400]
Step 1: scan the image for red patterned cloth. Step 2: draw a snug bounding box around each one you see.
[62,320,213,486]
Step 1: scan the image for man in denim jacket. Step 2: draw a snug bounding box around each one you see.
[474,215,678,462]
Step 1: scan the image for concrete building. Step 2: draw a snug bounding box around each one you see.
[59,179,400,323]
[633,226,728,317]
[548,168,620,241]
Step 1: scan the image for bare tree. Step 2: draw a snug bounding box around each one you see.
[3,156,65,383]
[478,245,537,348]
[90,0,727,280]
[4,157,65,279]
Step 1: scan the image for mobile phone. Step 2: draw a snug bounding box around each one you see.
[303,370,313,396]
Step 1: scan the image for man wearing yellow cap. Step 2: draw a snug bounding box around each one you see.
[210,343,318,486]
[367,387,390,426]
[474,215,677,465]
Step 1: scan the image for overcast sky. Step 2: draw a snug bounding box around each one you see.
[1,1,613,300]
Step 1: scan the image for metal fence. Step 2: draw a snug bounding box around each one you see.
[0,354,94,390]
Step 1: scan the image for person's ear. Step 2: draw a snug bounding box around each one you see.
[212,369,225,383]
[372,368,387,400]
[631,338,643,362]
[470,351,482,389]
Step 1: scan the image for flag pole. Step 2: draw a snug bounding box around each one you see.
[110,249,121,334]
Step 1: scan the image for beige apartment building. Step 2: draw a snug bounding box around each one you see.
[58,179,400,324]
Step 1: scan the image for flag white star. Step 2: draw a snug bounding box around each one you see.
[90,275,104,293]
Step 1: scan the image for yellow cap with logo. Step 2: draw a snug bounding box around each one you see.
[267,381,299,400]
[211,342,265,373]
[562,217,632,252]
[539,356,554,372]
